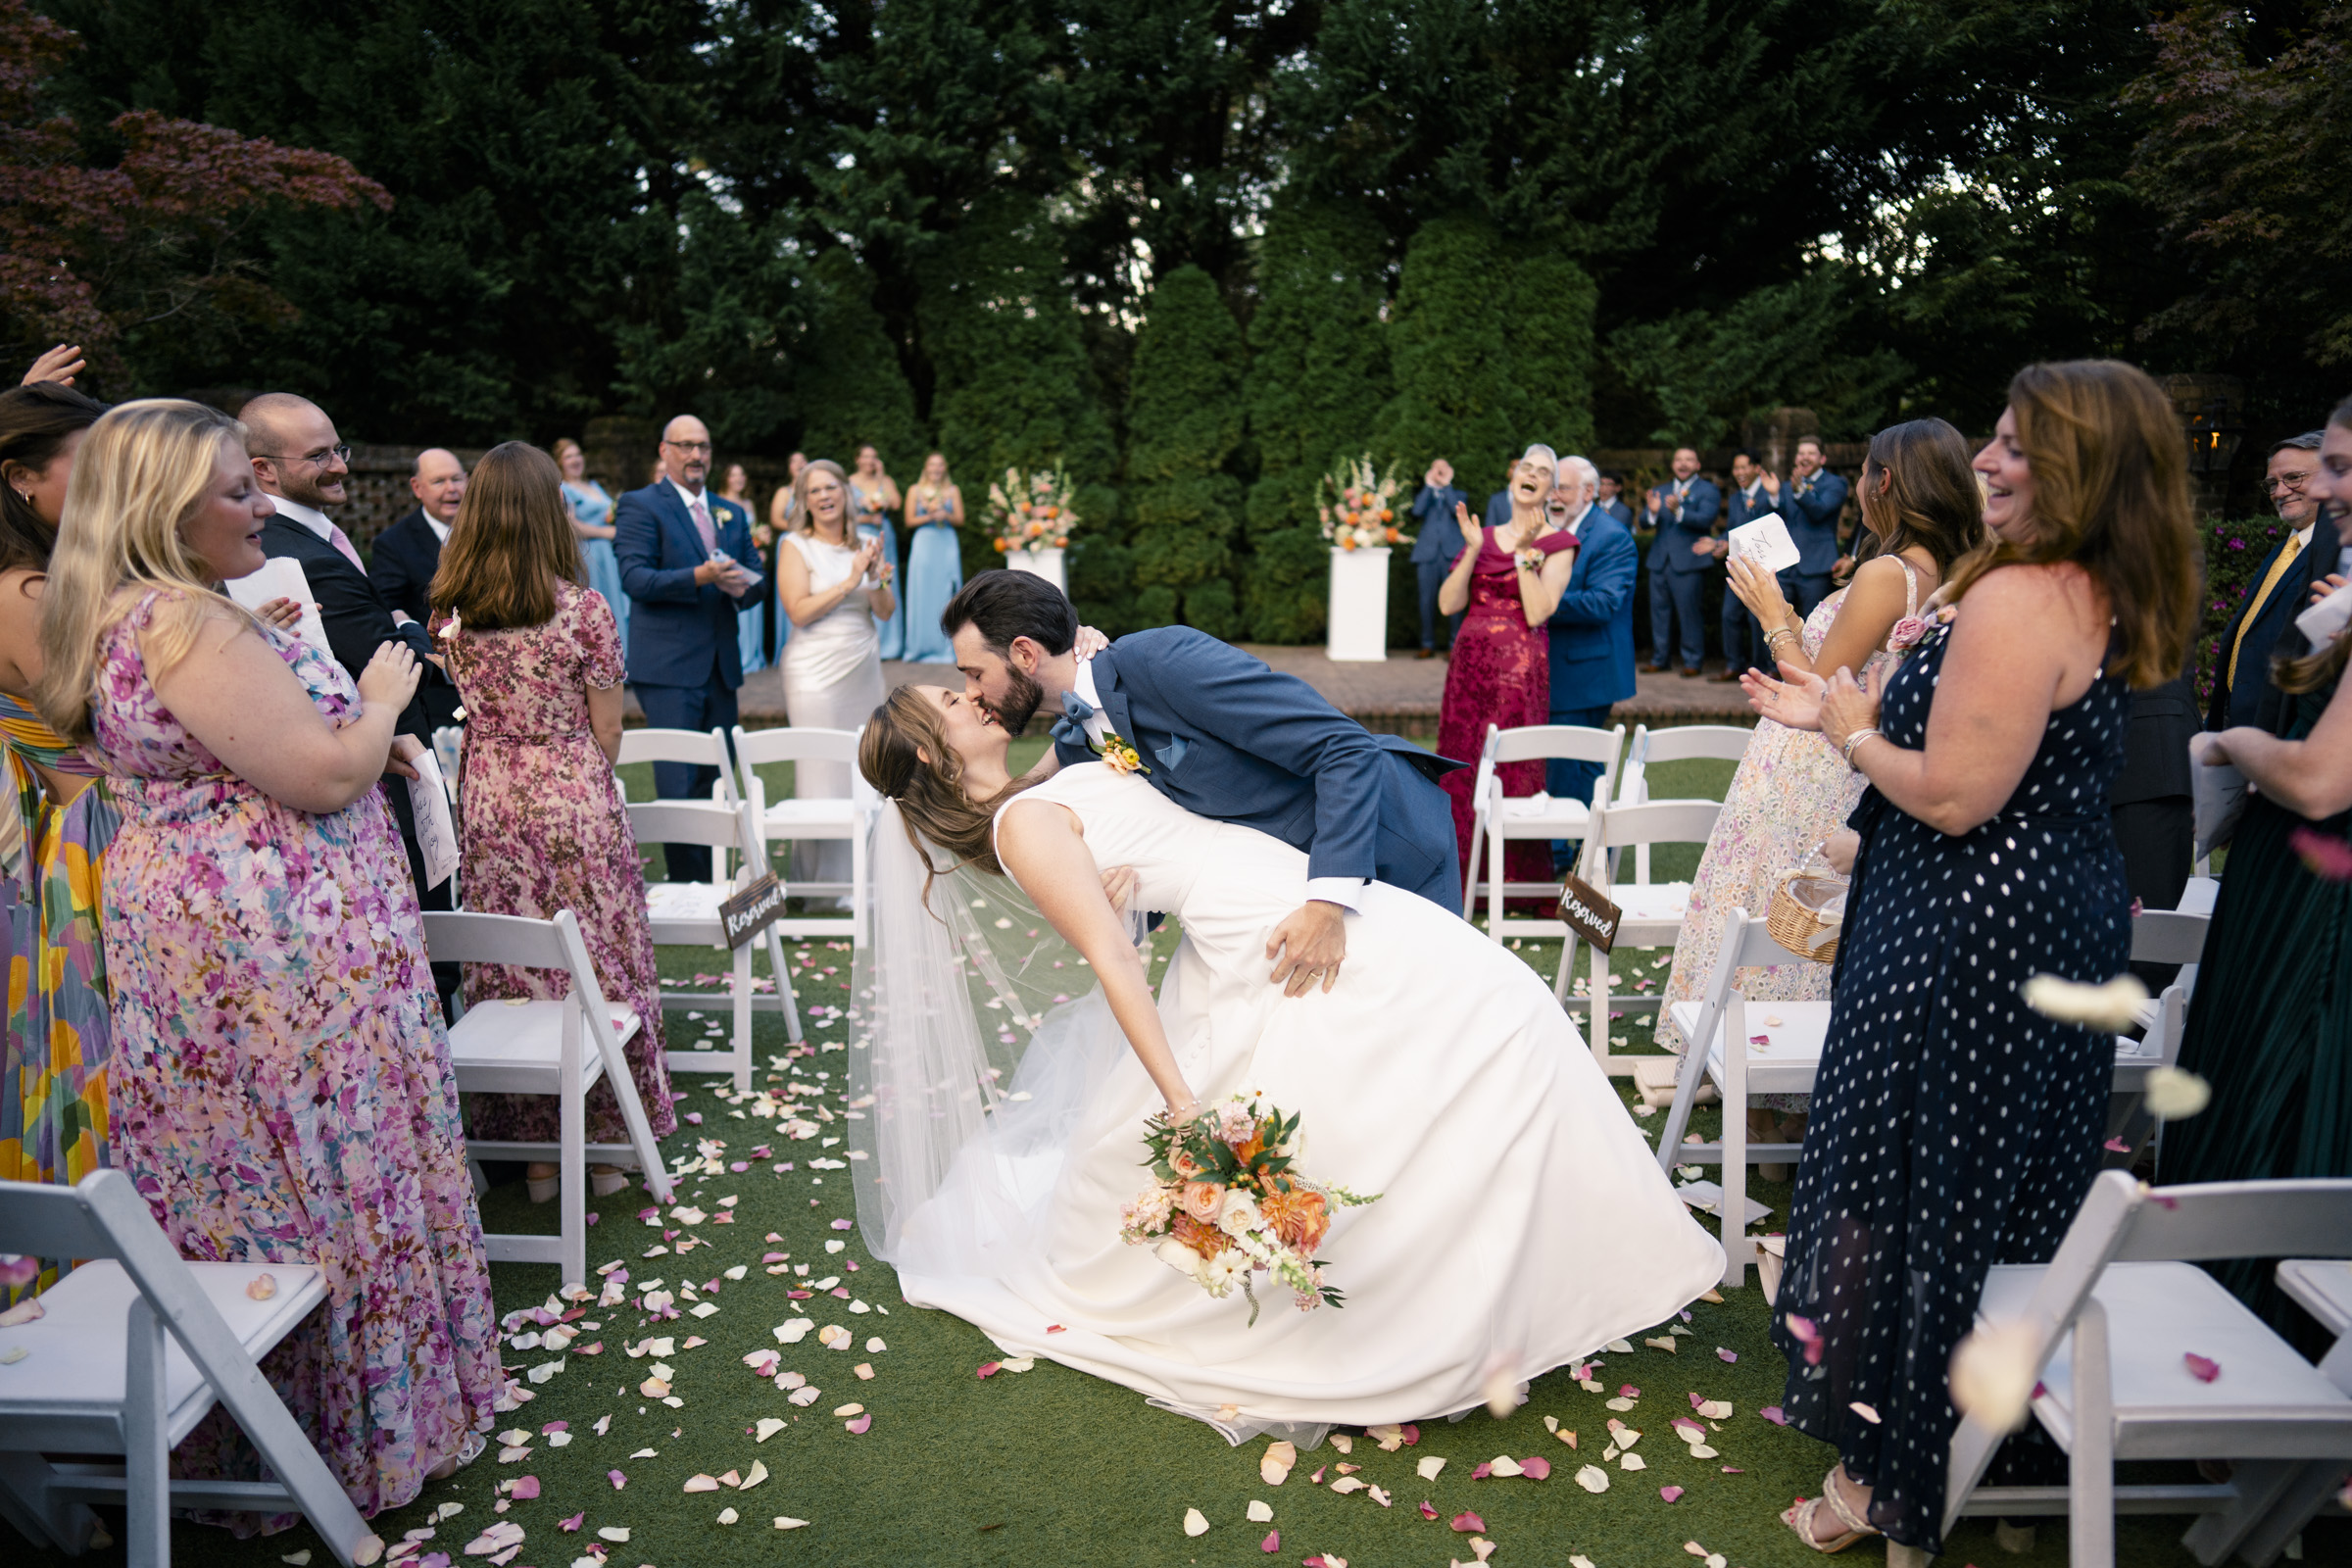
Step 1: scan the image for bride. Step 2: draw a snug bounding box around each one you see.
[849,682,1725,1441]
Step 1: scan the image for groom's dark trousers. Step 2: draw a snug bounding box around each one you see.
[1051,627,1465,911]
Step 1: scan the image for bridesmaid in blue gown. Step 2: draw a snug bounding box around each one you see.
[557,438,627,648]
[898,452,965,663]
[721,463,767,674]
[849,445,904,660]
[1741,361,2199,1561]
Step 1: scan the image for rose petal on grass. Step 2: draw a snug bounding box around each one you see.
[1760,1404,1788,1425]
[1260,1440,1297,1485]
[1519,1456,1551,1480]
[606,1470,626,1491]
[1260,1530,1280,1553]
[1556,1428,1578,1448]
[1661,1485,1685,1502]
[1329,1477,1366,1494]
[1182,1507,1209,1537]
[1246,1500,1274,1523]
[772,1517,808,1531]
[1487,1455,1522,1478]
[1419,1501,1439,1520]
[596,1528,629,1544]
[2184,1352,2222,1383]
[975,1360,1002,1379]
[1716,1347,1738,1362]
[683,1475,720,1494]
[846,1413,872,1434]
[556,1515,582,1534]
[1416,1456,1446,1481]
[508,1478,539,1501]
[1575,1465,1610,1493]
[1449,1511,1486,1533]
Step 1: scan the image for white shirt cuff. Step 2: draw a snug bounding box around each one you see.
[1303,877,1364,913]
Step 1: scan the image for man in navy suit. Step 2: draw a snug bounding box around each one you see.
[1408,456,1468,658]
[1641,446,1721,677]
[1594,471,1634,527]
[1713,449,1775,680]
[615,413,765,881]
[368,447,467,731]
[2207,431,2330,735]
[1756,436,1846,616]
[942,571,1464,995]
[1545,457,1637,868]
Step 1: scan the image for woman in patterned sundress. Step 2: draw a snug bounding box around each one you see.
[35,399,500,1521]
[1740,363,2199,1559]
[429,441,674,1199]
[1653,419,1984,1162]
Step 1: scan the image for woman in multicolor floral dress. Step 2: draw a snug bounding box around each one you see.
[429,442,673,1200]
[1651,419,1982,1159]
[36,399,500,1518]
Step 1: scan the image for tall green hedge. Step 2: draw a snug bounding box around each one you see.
[1122,266,1249,639]
[1373,213,1524,498]
[794,247,931,480]
[1508,248,1600,461]
[1242,196,1393,642]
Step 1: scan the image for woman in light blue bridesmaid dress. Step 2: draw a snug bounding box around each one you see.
[897,452,965,664]
[556,438,627,648]
[848,444,905,660]
[720,463,767,674]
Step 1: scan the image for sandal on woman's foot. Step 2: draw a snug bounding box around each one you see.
[590,1165,629,1197]
[426,1430,487,1481]
[1781,1467,1879,1553]
[525,1163,560,1204]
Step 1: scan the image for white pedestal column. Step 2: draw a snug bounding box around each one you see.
[1005,549,1067,592]
[1326,546,1392,662]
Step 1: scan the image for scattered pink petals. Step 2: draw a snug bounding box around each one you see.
[2289,826,2352,880]
[245,1273,277,1300]
[1786,1312,1825,1365]
[683,1112,703,1125]
[1418,1501,1439,1520]
[1760,1405,1788,1425]
[557,1514,582,1534]
[1401,1423,1420,1446]
[607,1470,626,1490]
[1450,1511,1486,1534]
[1721,1466,1745,1473]
[1715,1347,1738,1362]
[1046,1323,1066,1334]
[846,1413,872,1434]
[1518,1456,1551,1480]
[508,1477,539,1501]
[976,1361,1002,1379]
[540,1421,567,1434]
[1260,1530,1280,1553]
[1660,1486,1685,1503]
[1620,1384,1642,1398]
[1850,1400,1883,1423]
[830,1219,854,1231]
[1470,1462,1492,1480]
[2184,1352,2222,1384]
[2103,1137,2132,1152]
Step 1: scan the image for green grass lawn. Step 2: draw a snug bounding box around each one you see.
[21,743,2327,1568]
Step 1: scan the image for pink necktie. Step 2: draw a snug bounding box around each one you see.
[690,495,717,554]
[327,523,366,573]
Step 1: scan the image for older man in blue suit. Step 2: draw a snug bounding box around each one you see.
[1545,456,1638,869]
[1642,446,1720,677]
[616,412,765,881]
[1756,436,1847,616]
[943,570,1465,996]
[1408,456,1469,658]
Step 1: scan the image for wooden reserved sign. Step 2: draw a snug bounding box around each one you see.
[719,872,787,949]
[1557,873,1621,955]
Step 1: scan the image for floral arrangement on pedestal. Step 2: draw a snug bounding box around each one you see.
[1119,1094,1378,1324]
[1315,455,1404,551]
[985,466,1079,554]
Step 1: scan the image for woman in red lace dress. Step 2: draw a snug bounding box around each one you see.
[1435,445,1580,897]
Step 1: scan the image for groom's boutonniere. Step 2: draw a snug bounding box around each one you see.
[1098,730,1150,776]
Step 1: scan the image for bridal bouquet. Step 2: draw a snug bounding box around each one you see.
[1119,1095,1377,1324]
[986,466,1079,554]
[1315,455,1403,551]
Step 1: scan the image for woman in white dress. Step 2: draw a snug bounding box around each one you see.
[852,683,1725,1441]
[777,458,893,895]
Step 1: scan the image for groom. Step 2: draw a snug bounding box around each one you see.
[941,572,1464,995]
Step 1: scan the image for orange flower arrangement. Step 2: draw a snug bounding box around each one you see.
[1315,454,1404,551]
[985,466,1080,554]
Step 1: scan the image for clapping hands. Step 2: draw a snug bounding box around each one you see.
[1453,501,1482,551]
[1741,660,1881,741]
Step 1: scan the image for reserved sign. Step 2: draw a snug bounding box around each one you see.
[719,872,787,949]
[1557,873,1621,954]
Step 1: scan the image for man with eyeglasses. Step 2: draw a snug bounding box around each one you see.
[2206,430,2330,734]
[613,413,765,882]
[243,392,461,1009]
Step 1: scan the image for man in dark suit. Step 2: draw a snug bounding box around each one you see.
[1482,447,1521,527]
[1757,436,1846,615]
[1594,471,1634,527]
[943,570,1463,994]
[241,393,458,1007]
[2206,431,2330,735]
[1641,446,1721,677]
[615,413,765,882]
[1545,457,1638,866]
[1407,456,1468,659]
[369,447,467,731]
[1713,449,1774,680]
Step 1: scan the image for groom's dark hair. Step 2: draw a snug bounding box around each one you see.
[940,569,1077,658]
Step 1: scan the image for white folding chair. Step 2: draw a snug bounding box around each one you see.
[1462,721,1624,932]
[631,800,805,1094]
[2106,907,2212,1171]
[1558,798,1722,1071]
[0,1171,370,1568]
[1946,1173,2352,1568]
[428,908,674,1284]
[1616,723,1753,882]
[1652,907,1830,1287]
[730,725,877,944]
[616,727,742,892]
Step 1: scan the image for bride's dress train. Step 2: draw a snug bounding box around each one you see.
[853,762,1724,1440]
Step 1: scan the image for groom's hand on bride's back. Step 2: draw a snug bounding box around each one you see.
[1100,864,1138,914]
[1266,901,1347,997]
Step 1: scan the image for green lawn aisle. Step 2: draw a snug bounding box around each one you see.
[18,751,2239,1568]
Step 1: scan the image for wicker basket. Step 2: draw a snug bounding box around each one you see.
[1767,870,1846,962]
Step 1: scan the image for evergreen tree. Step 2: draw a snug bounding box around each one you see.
[1373,212,1524,497]
[793,247,930,475]
[1243,195,1393,642]
[1122,265,1249,639]
[1508,249,1600,459]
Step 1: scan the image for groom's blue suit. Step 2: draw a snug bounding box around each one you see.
[1051,628,1465,910]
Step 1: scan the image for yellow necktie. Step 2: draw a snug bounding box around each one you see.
[2228,533,2305,692]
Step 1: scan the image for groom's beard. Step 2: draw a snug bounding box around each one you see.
[987,666,1047,736]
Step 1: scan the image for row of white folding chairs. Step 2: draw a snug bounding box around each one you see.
[1652,901,2214,1289]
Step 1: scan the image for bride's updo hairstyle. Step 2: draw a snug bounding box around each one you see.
[858,684,1030,881]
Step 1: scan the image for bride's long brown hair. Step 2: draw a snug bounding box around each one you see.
[858,684,1036,882]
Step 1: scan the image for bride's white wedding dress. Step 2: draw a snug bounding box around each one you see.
[852,761,1724,1440]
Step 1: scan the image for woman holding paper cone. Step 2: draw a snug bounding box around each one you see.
[1652,419,1981,1163]
[2165,397,2352,1324]
[428,441,675,1199]
[35,398,501,1515]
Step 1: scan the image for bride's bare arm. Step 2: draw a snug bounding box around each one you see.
[996,798,1196,1117]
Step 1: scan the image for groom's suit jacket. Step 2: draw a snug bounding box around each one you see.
[1052,627,1465,911]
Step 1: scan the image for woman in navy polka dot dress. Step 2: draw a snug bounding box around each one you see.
[1741,361,2200,1559]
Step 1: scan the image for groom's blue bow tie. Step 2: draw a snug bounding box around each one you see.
[1050,690,1096,749]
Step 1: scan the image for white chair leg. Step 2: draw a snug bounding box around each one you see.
[1722,1016,1749,1289]
[122,1295,170,1568]
[852,819,870,948]
[2182,1460,2308,1566]
[2068,1298,2117,1568]
[1590,943,1611,1072]
[1552,928,1581,1007]
[560,1019,587,1287]
[730,943,755,1093]
[1487,809,1505,941]
[0,1453,97,1553]
[765,925,804,1044]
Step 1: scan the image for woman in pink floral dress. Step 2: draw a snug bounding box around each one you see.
[1652,420,1983,1152]
[428,443,673,1195]
[37,400,500,1520]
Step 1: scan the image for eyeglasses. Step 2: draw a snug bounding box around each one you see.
[663,439,713,455]
[254,445,350,467]
[2266,470,2315,494]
